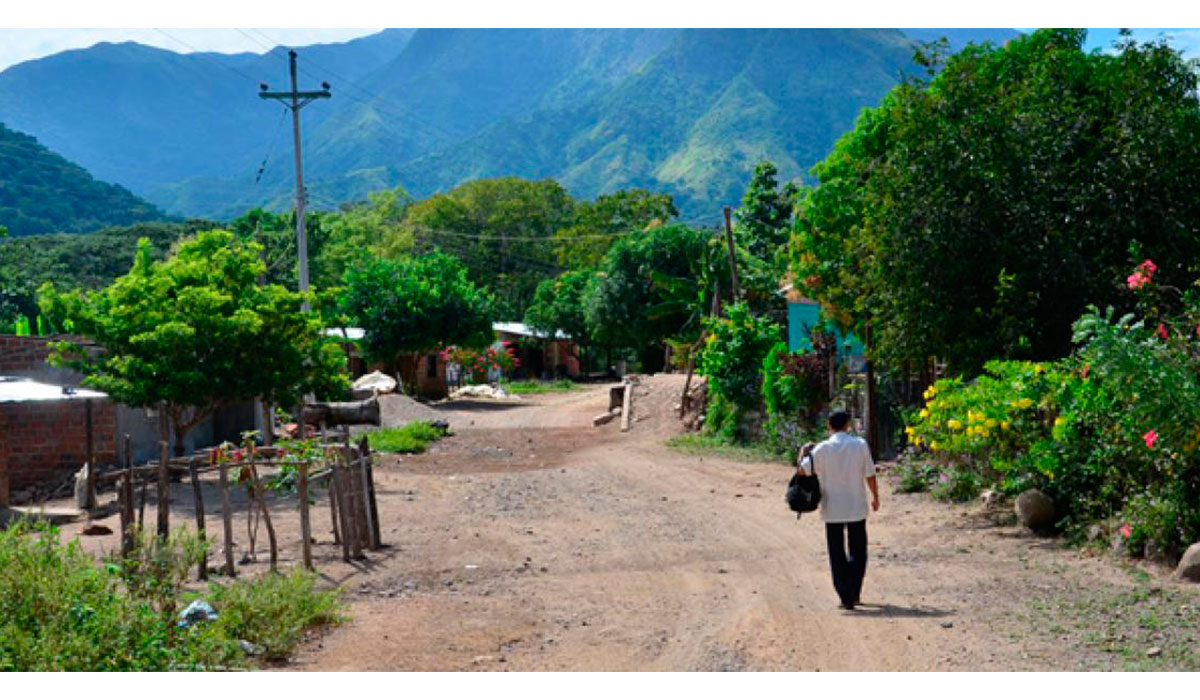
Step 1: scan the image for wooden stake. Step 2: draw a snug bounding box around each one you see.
[188,459,208,580]
[120,434,134,557]
[342,438,363,559]
[217,459,235,577]
[360,436,381,549]
[247,462,278,571]
[620,379,633,432]
[722,206,741,301]
[334,458,352,562]
[298,461,313,570]
[156,439,170,540]
[328,465,341,545]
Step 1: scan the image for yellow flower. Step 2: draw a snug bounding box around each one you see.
[1034,364,1046,374]
[986,418,997,428]
[1001,421,1011,431]
[930,440,941,452]
[947,419,963,430]
[919,408,930,419]
[905,425,915,436]
[913,436,923,446]
[979,429,990,438]
[1054,416,1066,427]
[1017,398,1034,410]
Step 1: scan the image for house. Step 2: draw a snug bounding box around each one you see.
[492,322,580,380]
[783,288,864,369]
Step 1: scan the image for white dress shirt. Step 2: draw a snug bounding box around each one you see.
[810,431,876,523]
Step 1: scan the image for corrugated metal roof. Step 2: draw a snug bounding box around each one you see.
[0,377,107,403]
[492,322,569,340]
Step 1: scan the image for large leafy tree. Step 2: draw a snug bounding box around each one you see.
[794,29,1200,373]
[340,252,493,385]
[553,189,679,269]
[524,269,593,348]
[39,230,348,454]
[735,161,798,265]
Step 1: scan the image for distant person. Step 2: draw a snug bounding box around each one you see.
[804,410,879,610]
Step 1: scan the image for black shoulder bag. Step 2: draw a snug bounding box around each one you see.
[786,455,821,518]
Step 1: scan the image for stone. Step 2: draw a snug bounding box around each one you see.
[1086,524,1105,542]
[1014,489,1056,530]
[1146,647,1162,658]
[980,489,1003,509]
[1175,543,1200,582]
[81,523,113,536]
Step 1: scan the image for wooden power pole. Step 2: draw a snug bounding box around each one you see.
[722,206,741,301]
[259,50,331,311]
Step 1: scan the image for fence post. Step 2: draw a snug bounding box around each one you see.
[359,436,381,549]
[188,457,208,580]
[120,434,134,557]
[247,460,278,571]
[334,455,353,562]
[298,461,313,571]
[217,456,236,577]
[156,440,170,540]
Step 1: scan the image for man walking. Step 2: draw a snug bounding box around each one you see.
[805,411,879,610]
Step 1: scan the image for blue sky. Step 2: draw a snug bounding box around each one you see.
[0,28,1197,74]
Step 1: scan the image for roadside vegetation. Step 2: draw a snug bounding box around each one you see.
[0,520,342,671]
[365,421,450,454]
[501,379,578,394]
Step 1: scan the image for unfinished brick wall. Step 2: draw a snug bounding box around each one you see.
[0,334,57,373]
[0,399,117,497]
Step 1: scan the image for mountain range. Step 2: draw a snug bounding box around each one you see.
[0,28,1019,223]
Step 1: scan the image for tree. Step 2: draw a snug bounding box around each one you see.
[583,224,720,371]
[735,161,798,265]
[794,29,1200,373]
[524,269,593,348]
[340,252,493,386]
[39,230,348,455]
[553,189,678,269]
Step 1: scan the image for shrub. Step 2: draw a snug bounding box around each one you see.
[761,342,828,453]
[930,466,983,503]
[208,567,343,662]
[698,302,782,441]
[366,421,449,453]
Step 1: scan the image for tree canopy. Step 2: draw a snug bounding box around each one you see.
[793,29,1200,373]
[39,230,348,454]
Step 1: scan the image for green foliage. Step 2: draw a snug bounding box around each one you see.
[39,229,349,453]
[341,252,493,364]
[906,268,1200,556]
[501,379,578,394]
[0,520,239,671]
[584,224,720,366]
[0,122,163,237]
[553,189,679,269]
[794,29,1200,373]
[0,220,211,328]
[664,433,789,463]
[761,342,828,452]
[698,303,782,441]
[365,421,449,454]
[524,269,593,347]
[207,568,344,662]
[735,161,798,266]
[929,466,983,502]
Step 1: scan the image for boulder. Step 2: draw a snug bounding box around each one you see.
[352,370,397,395]
[1014,489,1056,530]
[1176,543,1200,582]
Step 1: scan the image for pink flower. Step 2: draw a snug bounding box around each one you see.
[1143,430,1158,449]
[1139,259,1157,275]
[233,449,244,461]
[1127,271,1150,290]
[1157,323,1169,339]
[1120,522,1132,539]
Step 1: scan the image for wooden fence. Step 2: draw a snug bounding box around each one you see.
[105,432,381,580]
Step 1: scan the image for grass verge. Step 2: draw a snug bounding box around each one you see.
[366,421,449,453]
[665,434,790,463]
[501,379,579,394]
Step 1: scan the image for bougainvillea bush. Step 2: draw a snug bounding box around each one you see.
[906,260,1200,559]
[441,343,520,382]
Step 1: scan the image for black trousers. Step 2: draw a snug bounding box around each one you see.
[825,520,868,606]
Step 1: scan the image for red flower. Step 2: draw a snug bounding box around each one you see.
[1143,430,1158,449]
[1157,323,1169,339]
[1120,522,1132,539]
[233,449,244,461]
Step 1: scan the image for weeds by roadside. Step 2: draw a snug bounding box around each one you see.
[501,379,578,394]
[665,434,790,464]
[366,421,449,453]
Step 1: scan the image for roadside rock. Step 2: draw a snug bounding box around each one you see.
[1015,489,1055,530]
[1176,543,1200,582]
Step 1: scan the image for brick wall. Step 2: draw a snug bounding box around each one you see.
[0,399,118,498]
[0,334,57,373]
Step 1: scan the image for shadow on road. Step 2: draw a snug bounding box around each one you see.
[848,602,955,618]
[433,400,528,413]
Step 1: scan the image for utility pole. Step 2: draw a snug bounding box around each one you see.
[259,50,331,311]
[722,206,741,301]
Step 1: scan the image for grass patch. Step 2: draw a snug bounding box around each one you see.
[0,520,343,670]
[665,434,790,463]
[365,421,449,454]
[501,379,579,394]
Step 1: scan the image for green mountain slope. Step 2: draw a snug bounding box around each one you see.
[0,28,1019,221]
[0,122,163,236]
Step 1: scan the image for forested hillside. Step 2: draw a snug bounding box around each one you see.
[0,29,1017,220]
[0,122,163,236]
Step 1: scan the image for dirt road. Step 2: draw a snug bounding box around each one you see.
[275,375,1196,671]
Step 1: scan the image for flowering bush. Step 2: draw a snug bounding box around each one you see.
[441,343,520,381]
[761,342,828,452]
[905,259,1200,558]
[698,303,782,442]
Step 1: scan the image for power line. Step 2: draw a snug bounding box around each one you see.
[153,29,262,85]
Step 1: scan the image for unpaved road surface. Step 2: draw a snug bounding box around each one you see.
[52,375,1195,670]
[278,375,1196,671]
